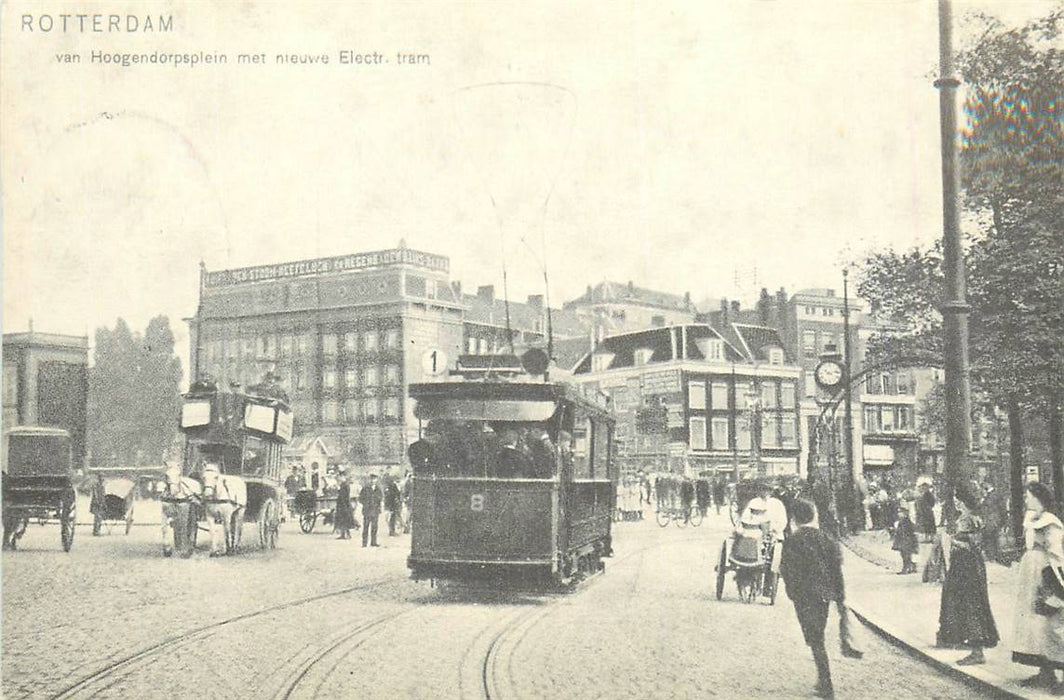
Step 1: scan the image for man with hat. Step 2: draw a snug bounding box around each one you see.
[359,473,384,547]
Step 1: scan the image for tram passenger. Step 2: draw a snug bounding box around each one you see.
[528,428,556,479]
[495,429,534,478]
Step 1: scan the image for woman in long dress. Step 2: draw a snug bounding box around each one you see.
[333,471,356,540]
[936,491,999,664]
[1012,481,1064,689]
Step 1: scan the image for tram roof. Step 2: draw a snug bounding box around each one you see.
[408,380,611,418]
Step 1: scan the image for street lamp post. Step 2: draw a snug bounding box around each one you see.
[936,0,975,509]
[746,387,763,477]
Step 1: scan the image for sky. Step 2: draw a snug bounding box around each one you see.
[1,0,1056,377]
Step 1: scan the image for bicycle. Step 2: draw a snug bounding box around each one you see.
[655,505,702,528]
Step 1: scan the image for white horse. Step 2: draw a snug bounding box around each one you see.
[161,467,203,558]
[201,464,247,556]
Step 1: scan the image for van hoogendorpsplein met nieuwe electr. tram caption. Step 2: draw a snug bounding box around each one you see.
[58,50,431,68]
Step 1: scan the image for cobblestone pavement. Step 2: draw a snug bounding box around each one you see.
[3,511,994,699]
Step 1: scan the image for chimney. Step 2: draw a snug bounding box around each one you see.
[730,300,740,313]
[627,280,635,294]
[477,285,494,303]
[758,288,771,326]
[775,287,788,329]
[720,299,730,328]
[526,294,543,309]
[684,291,691,310]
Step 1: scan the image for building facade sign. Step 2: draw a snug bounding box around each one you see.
[204,248,449,288]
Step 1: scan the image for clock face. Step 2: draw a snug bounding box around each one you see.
[815,361,843,387]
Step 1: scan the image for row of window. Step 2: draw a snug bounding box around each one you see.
[864,372,912,395]
[204,328,400,364]
[291,397,402,425]
[688,413,799,451]
[803,305,838,318]
[862,405,913,433]
[206,363,401,392]
[687,379,797,411]
[802,329,843,358]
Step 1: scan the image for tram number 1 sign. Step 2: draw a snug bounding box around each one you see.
[422,348,448,376]
[470,494,485,512]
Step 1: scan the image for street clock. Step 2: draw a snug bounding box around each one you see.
[814,359,844,389]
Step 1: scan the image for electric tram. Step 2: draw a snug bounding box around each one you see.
[406,350,616,588]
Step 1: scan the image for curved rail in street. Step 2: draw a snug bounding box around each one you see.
[49,574,409,700]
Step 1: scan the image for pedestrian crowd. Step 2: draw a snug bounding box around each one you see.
[284,464,412,547]
[786,473,1064,695]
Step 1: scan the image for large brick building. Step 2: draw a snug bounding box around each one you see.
[187,245,585,470]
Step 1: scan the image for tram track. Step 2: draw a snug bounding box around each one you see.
[269,607,415,700]
[470,533,701,700]
[49,574,409,700]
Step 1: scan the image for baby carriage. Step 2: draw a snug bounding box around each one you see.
[714,520,780,604]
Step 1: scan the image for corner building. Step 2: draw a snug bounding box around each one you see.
[188,248,465,470]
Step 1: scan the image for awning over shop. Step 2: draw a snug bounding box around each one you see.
[863,444,895,467]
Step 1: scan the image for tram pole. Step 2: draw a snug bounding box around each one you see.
[842,269,857,533]
[935,0,974,509]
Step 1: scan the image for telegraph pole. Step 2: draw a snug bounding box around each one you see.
[936,0,974,507]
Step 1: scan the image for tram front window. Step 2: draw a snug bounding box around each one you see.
[408,419,556,479]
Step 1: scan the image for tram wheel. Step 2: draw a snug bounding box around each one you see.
[715,541,728,601]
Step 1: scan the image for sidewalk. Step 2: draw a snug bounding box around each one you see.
[842,529,1057,700]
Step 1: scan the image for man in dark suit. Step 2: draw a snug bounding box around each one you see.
[780,498,862,699]
[495,430,533,478]
[359,474,384,547]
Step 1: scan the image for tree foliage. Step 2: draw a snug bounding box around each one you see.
[88,316,183,467]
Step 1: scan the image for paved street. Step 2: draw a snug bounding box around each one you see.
[4,507,991,699]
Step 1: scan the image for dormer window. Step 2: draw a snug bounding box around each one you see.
[767,347,784,365]
[634,348,654,366]
[695,338,724,361]
[592,352,615,372]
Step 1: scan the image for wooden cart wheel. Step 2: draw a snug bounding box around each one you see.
[299,513,316,534]
[260,500,278,549]
[765,570,778,606]
[61,500,76,552]
[226,509,242,554]
[715,540,728,601]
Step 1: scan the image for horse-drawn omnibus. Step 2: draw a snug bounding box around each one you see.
[169,378,293,556]
[406,353,616,588]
